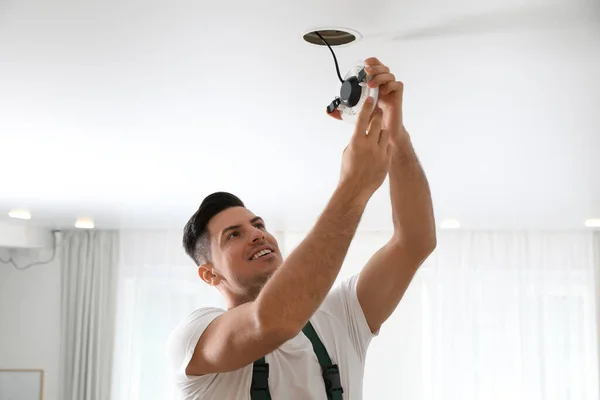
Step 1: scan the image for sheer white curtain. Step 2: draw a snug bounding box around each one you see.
[284,231,599,400]
[417,231,598,400]
[112,230,599,400]
[60,230,119,400]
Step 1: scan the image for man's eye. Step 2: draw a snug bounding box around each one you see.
[227,231,239,240]
[255,223,265,229]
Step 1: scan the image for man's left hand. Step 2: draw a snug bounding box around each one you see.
[328,57,408,142]
[364,57,406,136]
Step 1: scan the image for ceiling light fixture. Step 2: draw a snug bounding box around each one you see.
[75,218,95,229]
[8,209,32,220]
[584,219,600,228]
[440,219,461,229]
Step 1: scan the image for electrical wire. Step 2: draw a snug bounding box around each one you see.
[314,31,344,83]
[0,231,58,271]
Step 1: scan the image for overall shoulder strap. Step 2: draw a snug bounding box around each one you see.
[250,322,344,400]
[250,357,272,400]
[302,322,344,400]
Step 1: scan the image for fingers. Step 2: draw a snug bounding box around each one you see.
[364,57,388,80]
[365,64,389,76]
[367,108,383,142]
[364,57,382,66]
[379,80,404,97]
[353,96,374,139]
[368,72,396,88]
[364,57,404,97]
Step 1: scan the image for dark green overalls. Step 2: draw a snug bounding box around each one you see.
[249,321,344,400]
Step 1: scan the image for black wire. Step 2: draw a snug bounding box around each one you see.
[0,231,58,271]
[314,31,344,83]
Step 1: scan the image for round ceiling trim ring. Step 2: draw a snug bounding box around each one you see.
[302,27,362,47]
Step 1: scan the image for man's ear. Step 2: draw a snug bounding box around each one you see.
[198,263,221,286]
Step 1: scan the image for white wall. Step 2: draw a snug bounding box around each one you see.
[0,247,61,400]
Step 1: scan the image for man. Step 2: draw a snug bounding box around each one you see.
[167,58,436,399]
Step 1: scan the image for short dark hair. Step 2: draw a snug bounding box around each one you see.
[182,192,245,265]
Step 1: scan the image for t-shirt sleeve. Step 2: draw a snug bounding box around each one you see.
[320,273,379,363]
[166,307,225,380]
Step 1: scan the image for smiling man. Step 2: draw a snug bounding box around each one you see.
[167,58,436,399]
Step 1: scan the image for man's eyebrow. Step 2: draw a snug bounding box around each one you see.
[221,224,241,238]
[221,217,264,238]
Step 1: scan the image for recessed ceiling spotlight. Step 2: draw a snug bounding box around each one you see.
[8,209,31,220]
[440,219,461,229]
[75,218,95,229]
[584,219,600,228]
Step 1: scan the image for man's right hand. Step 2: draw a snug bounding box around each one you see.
[339,97,392,197]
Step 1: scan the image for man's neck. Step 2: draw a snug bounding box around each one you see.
[226,291,259,310]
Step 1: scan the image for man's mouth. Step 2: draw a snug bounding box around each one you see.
[250,248,273,260]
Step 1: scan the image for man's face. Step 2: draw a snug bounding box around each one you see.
[202,206,282,300]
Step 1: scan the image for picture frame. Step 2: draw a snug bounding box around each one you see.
[0,369,44,400]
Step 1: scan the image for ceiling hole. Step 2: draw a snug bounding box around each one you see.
[303,29,359,46]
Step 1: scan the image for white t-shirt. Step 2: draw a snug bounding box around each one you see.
[166,274,378,399]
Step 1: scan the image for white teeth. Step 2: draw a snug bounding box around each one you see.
[252,249,272,260]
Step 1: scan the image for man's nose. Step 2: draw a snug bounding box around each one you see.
[251,228,265,243]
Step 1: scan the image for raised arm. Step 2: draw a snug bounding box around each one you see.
[187,96,392,375]
[355,57,437,334]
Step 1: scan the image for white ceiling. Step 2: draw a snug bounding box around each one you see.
[1,0,599,231]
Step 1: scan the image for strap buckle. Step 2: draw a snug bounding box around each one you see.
[323,364,343,393]
[251,363,270,391]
